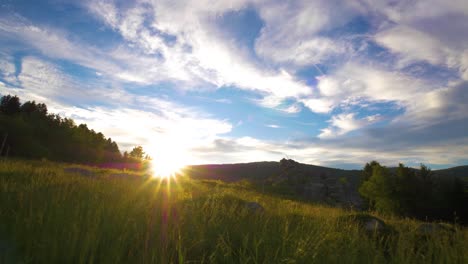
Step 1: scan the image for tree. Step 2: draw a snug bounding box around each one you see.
[0,94,124,164]
[395,163,418,215]
[359,163,400,214]
[359,161,468,223]
[20,101,37,114]
[0,95,21,115]
[361,160,380,181]
[360,160,381,209]
[418,164,432,180]
[129,146,145,160]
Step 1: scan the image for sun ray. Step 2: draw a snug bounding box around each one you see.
[148,144,189,179]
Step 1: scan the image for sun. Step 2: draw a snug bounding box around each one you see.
[151,159,184,179]
[149,147,188,179]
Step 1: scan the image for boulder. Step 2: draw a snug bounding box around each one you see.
[340,214,390,235]
[362,217,386,233]
[245,202,265,214]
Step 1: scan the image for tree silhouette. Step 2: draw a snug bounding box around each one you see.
[359,160,467,223]
[0,95,21,115]
[129,146,145,160]
[0,94,123,165]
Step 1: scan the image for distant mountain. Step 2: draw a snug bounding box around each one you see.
[184,160,363,208]
[184,160,359,182]
[184,160,467,208]
[434,166,468,179]
[185,161,468,182]
[183,161,281,182]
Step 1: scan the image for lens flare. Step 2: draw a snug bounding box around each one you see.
[149,148,188,179]
[151,159,183,179]
[146,138,191,179]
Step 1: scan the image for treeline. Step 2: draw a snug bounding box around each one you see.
[359,161,467,224]
[0,95,146,166]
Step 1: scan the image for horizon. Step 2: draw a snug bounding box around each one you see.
[183,160,467,171]
[1,0,468,170]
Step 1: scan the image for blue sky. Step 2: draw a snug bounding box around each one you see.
[1,0,467,169]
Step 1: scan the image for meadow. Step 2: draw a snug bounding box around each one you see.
[0,160,466,263]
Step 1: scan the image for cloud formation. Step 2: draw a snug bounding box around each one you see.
[0,55,232,165]
[0,0,467,168]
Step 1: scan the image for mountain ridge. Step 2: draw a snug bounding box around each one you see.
[184,160,467,182]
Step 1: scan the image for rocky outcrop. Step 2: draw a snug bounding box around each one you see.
[275,159,362,207]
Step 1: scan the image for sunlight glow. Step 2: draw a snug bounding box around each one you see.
[149,143,189,179]
[151,159,184,179]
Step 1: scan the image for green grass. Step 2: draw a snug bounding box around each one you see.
[0,160,467,263]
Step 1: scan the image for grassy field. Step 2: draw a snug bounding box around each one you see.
[0,160,466,263]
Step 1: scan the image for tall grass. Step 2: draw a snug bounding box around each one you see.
[0,160,466,263]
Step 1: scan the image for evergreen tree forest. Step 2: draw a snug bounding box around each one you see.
[0,94,145,166]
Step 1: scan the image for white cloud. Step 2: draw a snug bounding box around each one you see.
[316,76,341,97]
[462,51,468,80]
[318,113,378,139]
[281,103,302,114]
[87,0,314,107]
[305,61,468,134]
[300,98,335,114]
[88,0,119,27]
[0,16,121,75]
[375,25,468,74]
[3,56,130,106]
[59,106,232,158]
[317,62,431,103]
[189,134,468,167]
[116,72,148,83]
[0,53,18,85]
[365,114,381,122]
[19,57,68,96]
[256,36,347,66]
[362,0,468,23]
[0,15,177,86]
[254,0,356,66]
[2,0,468,168]
[306,62,439,120]
[365,0,468,79]
[0,56,233,163]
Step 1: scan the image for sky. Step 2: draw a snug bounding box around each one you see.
[0,0,467,169]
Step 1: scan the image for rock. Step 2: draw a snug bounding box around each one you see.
[63,167,94,177]
[245,202,265,214]
[341,214,390,234]
[362,217,386,233]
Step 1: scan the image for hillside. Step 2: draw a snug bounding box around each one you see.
[185,160,467,210]
[184,161,281,182]
[0,160,466,263]
[185,160,360,181]
[186,161,467,182]
[185,160,363,207]
[435,166,468,179]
